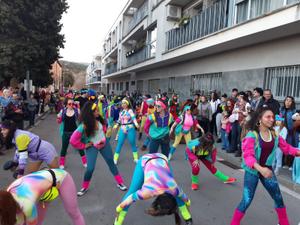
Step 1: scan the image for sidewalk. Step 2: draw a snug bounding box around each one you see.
[216,144,300,194]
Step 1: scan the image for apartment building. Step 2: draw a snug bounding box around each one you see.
[101,0,300,102]
[86,55,107,92]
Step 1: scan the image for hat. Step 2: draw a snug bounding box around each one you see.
[80,88,88,94]
[146,98,154,106]
[275,114,284,122]
[88,89,96,97]
[155,100,167,110]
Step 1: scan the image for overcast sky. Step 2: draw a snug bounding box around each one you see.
[60,0,126,64]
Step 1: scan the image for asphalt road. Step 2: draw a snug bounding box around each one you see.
[1,114,300,225]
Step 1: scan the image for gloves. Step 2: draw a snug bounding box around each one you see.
[3,160,19,170]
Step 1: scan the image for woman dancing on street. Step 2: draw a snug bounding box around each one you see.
[70,102,127,196]
[186,133,236,190]
[113,98,139,164]
[169,105,204,160]
[114,153,193,225]
[230,107,300,225]
[0,169,85,225]
[0,120,58,178]
[144,99,173,157]
[57,97,87,169]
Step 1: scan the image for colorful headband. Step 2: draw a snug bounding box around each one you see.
[155,100,167,110]
[122,99,129,105]
[0,124,9,129]
[275,114,284,121]
[91,103,97,111]
[146,98,154,106]
[184,105,191,112]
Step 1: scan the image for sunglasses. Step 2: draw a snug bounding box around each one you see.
[67,103,74,106]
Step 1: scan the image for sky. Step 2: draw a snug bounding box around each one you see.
[60,0,126,64]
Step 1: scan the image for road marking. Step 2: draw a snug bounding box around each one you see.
[279,184,300,200]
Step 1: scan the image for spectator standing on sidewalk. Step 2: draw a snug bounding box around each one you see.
[197,95,212,135]
[280,96,297,170]
[230,88,239,103]
[26,93,38,127]
[258,89,280,114]
[229,92,250,157]
[209,92,221,138]
[215,94,228,143]
[251,87,264,111]
[33,89,41,116]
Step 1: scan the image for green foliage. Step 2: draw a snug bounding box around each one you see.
[63,70,74,87]
[0,0,68,87]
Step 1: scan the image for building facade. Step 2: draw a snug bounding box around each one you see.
[86,55,107,93]
[50,61,62,92]
[101,0,300,102]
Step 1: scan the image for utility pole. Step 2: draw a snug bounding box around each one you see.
[26,70,30,99]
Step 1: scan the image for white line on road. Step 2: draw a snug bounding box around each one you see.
[279,184,300,200]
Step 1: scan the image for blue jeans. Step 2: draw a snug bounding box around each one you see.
[237,171,284,212]
[229,121,241,153]
[143,136,151,147]
[221,128,229,150]
[149,134,170,157]
[273,147,283,171]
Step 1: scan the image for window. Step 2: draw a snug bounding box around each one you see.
[131,81,136,86]
[148,79,160,92]
[168,77,175,93]
[149,26,157,57]
[250,0,284,19]
[236,0,249,24]
[112,83,115,90]
[116,82,119,91]
[264,65,300,101]
[120,82,123,91]
[191,73,222,95]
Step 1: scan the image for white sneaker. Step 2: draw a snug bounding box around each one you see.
[168,154,172,161]
[289,167,293,171]
[77,188,88,196]
[114,159,118,165]
[59,165,65,169]
[83,163,87,168]
[117,183,127,191]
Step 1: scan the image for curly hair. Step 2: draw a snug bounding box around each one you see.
[79,101,97,137]
[244,107,275,137]
[146,193,181,225]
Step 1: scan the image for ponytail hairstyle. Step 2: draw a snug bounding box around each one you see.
[0,190,19,225]
[79,101,97,137]
[146,193,181,225]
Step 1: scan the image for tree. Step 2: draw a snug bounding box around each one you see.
[0,0,68,87]
[63,71,74,87]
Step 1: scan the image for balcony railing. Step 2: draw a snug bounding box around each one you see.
[125,1,148,36]
[125,45,150,68]
[166,0,228,50]
[86,76,101,84]
[236,0,299,24]
[104,63,118,75]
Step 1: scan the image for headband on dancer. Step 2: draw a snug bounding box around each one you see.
[155,100,167,110]
[183,105,191,112]
[122,99,129,106]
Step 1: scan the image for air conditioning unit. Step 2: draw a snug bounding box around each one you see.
[166,5,181,21]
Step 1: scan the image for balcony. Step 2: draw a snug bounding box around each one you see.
[104,63,118,75]
[236,0,299,24]
[124,1,148,36]
[86,76,101,84]
[166,0,228,50]
[125,45,150,68]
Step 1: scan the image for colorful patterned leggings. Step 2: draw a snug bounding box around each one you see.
[37,174,85,225]
[237,171,284,212]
